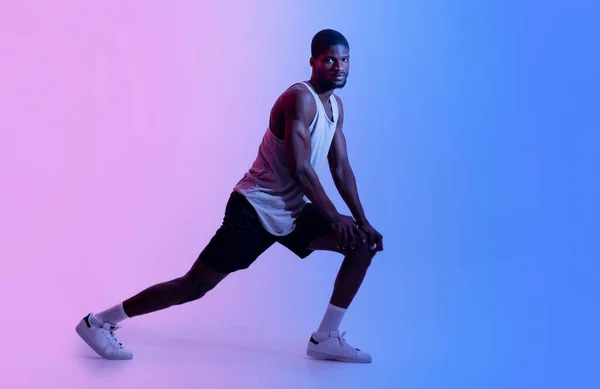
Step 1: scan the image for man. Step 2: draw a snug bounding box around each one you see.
[76,29,383,364]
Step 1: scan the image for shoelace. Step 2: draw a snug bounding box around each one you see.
[101,325,124,349]
[336,332,358,351]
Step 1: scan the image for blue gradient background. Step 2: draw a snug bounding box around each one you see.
[1,1,598,388]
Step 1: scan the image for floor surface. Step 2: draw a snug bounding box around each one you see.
[7,319,400,389]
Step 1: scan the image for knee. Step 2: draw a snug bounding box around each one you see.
[347,241,375,268]
[176,276,217,305]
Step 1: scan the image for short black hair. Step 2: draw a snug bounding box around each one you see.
[311,29,349,58]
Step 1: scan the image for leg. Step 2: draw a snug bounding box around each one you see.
[122,260,228,317]
[76,191,274,360]
[277,204,377,311]
[276,205,377,363]
[74,257,228,361]
[301,233,376,363]
[100,191,274,320]
[308,232,376,309]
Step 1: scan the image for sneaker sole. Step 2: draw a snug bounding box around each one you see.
[306,349,371,363]
[75,324,133,360]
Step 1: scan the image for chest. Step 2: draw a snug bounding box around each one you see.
[321,98,335,122]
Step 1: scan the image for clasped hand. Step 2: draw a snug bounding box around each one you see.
[329,214,383,252]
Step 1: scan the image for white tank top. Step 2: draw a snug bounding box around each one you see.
[233,81,339,236]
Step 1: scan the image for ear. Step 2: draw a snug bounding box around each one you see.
[309,57,314,67]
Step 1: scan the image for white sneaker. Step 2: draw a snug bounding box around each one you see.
[306,330,372,363]
[75,313,133,360]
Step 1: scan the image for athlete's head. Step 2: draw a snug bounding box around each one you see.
[310,29,350,90]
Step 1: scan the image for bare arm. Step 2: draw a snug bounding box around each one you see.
[283,88,339,222]
[328,96,383,250]
[327,96,368,225]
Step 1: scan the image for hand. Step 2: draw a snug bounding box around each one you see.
[357,221,383,251]
[329,214,365,251]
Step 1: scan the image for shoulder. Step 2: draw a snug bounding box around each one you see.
[333,94,345,124]
[278,84,316,123]
[280,83,316,114]
[333,94,344,113]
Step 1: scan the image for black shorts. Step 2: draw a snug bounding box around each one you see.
[198,191,332,273]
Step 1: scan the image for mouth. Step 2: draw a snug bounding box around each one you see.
[331,73,346,81]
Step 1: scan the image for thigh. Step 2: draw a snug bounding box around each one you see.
[306,233,346,254]
[307,231,375,262]
[194,192,275,274]
[184,260,229,290]
[276,202,335,258]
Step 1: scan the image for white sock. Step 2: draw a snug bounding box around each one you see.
[314,303,347,341]
[92,302,129,326]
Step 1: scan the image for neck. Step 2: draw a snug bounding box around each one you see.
[308,77,335,99]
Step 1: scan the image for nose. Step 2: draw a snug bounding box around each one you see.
[333,60,345,71]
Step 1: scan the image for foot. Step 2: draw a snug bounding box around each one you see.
[75,313,133,360]
[306,330,372,363]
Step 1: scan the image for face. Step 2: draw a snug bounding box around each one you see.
[311,44,350,90]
